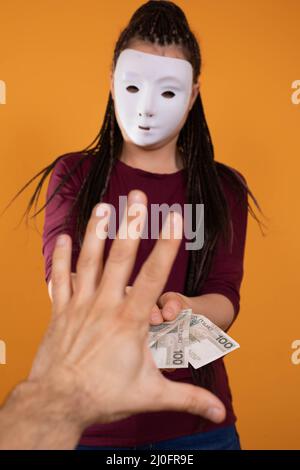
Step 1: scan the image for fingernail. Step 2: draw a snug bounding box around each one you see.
[96,203,111,217]
[163,308,175,319]
[56,234,67,246]
[206,407,223,422]
[151,313,160,321]
[151,314,162,323]
[128,190,144,204]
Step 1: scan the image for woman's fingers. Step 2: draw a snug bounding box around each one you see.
[75,203,111,298]
[149,305,164,325]
[160,298,182,321]
[158,292,188,321]
[51,234,72,316]
[97,190,147,304]
[126,211,183,325]
[155,380,226,423]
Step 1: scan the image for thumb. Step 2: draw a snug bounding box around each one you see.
[158,292,185,321]
[155,379,226,423]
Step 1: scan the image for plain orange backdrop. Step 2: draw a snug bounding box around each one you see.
[0,0,299,450]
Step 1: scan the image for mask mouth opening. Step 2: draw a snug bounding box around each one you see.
[138,125,150,130]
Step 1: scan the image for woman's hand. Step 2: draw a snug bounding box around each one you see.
[125,286,190,373]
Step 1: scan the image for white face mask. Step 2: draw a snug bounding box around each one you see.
[113,48,193,146]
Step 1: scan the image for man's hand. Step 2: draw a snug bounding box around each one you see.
[0,189,225,450]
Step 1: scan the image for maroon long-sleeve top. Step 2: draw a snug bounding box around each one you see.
[42,152,248,446]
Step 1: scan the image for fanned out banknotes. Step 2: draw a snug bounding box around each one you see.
[148,309,240,369]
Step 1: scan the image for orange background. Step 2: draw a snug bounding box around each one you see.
[0,0,299,450]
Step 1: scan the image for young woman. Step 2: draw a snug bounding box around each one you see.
[14,0,262,450]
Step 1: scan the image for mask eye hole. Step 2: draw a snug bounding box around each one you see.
[126,85,139,93]
[162,91,175,99]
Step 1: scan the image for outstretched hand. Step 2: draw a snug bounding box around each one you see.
[30,189,226,429]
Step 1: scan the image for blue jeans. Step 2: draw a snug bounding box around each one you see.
[76,424,241,450]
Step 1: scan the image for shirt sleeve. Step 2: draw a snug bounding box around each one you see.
[42,154,83,284]
[198,176,249,317]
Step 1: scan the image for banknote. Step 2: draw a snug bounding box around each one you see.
[188,314,240,369]
[148,310,239,369]
[150,310,191,368]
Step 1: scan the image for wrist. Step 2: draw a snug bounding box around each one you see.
[30,365,89,428]
[1,370,85,449]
